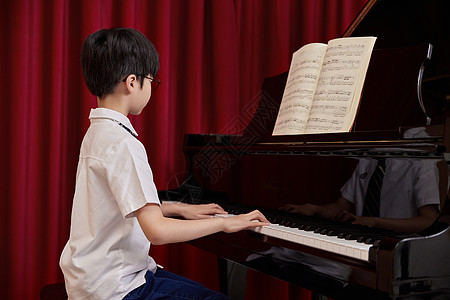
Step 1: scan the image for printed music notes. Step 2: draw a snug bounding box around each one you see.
[273,36,376,135]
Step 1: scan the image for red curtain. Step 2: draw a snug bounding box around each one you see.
[0,1,367,299]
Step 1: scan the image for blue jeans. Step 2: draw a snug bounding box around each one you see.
[123,269,229,300]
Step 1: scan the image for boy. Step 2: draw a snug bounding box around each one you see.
[60,28,269,300]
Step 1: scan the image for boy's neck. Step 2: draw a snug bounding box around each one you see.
[97,94,129,116]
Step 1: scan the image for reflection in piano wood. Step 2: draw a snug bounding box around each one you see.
[159,0,450,298]
[280,157,441,234]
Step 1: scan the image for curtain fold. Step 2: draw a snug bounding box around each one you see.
[0,1,367,299]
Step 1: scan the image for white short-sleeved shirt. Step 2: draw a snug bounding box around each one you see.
[60,108,160,300]
[340,158,441,218]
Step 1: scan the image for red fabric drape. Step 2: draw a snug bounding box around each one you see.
[0,1,367,299]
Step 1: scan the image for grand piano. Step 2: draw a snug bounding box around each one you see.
[159,0,450,299]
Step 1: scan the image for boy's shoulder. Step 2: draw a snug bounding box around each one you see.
[81,108,142,160]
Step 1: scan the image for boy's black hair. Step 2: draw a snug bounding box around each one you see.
[81,28,160,98]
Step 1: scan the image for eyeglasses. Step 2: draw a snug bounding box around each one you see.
[122,74,161,91]
[142,74,161,91]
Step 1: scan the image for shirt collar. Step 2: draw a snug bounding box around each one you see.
[89,108,138,137]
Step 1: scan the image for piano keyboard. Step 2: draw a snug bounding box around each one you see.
[215,213,373,262]
[253,223,371,261]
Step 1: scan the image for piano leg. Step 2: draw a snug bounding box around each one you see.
[217,257,228,295]
[311,292,330,300]
[217,257,247,299]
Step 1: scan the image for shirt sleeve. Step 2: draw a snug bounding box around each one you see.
[414,159,441,208]
[106,138,161,218]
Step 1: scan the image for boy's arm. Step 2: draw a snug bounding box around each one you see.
[135,203,270,245]
[160,201,227,219]
[280,197,354,220]
[346,204,439,233]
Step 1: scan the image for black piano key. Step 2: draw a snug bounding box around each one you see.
[357,236,369,243]
[344,234,360,240]
[338,231,357,239]
[364,237,382,245]
[313,227,323,233]
[356,233,386,243]
[372,240,382,247]
[337,232,347,239]
[286,221,300,228]
[304,224,322,231]
[319,228,330,235]
[326,230,340,236]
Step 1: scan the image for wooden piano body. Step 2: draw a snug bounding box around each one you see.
[159,0,450,298]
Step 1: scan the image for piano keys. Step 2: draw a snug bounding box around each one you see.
[218,213,374,261]
[254,224,372,261]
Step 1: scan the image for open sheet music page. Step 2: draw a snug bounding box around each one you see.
[305,37,377,133]
[272,43,327,135]
[272,36,377,136]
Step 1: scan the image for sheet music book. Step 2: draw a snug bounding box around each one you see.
[272,36,377,136]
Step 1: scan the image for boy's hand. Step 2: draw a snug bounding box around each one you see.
[180,203,228,220]
[161,201,227,219]
[221,210,270,233]
[280,203,319,216]
[331,209,356,222]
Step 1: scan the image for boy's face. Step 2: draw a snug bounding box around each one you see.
[129,75,152,115]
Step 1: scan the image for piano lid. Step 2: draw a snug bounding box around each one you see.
[343,0,450,124]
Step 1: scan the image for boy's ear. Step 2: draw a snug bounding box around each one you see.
[124,74,138,92]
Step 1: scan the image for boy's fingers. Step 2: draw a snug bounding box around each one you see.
[207,204,227,213]
[247,210,270,224]
[247,221,270,228]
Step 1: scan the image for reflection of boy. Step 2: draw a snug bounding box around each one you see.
[59,28,269,299]
[282,158,440,233]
